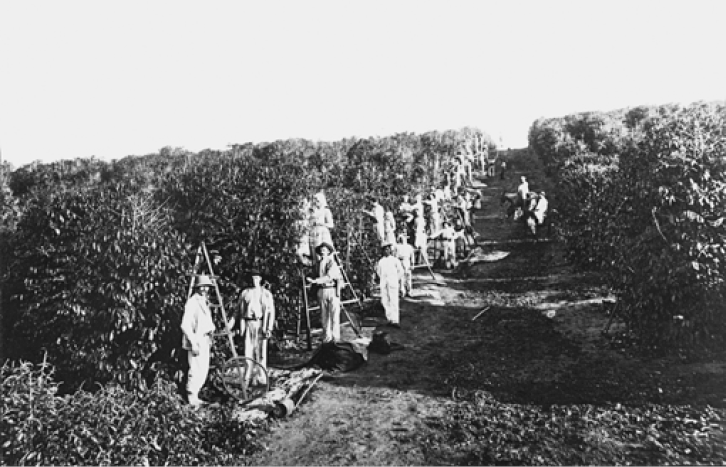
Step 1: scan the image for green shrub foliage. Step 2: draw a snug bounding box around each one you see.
[529,102,726,352]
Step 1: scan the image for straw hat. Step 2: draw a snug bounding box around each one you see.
[193,275,214,288]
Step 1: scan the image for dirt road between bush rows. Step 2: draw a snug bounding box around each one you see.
[247,153,726,466]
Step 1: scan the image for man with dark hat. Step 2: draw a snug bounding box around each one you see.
[376,242,405,328]
[307,242,343,343]
[230,269,276,374]
[181,275,216,406]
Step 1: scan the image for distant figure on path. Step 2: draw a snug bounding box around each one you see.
[376,242,405,328]
[396,233,415,298]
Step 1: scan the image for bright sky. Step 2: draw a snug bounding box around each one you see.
[1,0,725,168]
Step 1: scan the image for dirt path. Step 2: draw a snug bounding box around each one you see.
[248,152,725,466]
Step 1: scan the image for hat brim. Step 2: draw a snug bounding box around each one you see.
[241,270,274,284]
[314,242,335,254]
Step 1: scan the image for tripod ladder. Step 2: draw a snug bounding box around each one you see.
[298,251,363,350]
[187,242,238,361]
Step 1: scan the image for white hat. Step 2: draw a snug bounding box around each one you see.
[194,275,214,288]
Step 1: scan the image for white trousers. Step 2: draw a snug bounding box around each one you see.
[381,281,400,324]
[401,269,412,296]
[243,319,267,368]
[319,288,341,343]
[186,336,211,403]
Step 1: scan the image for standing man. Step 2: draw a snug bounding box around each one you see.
[310,191,335,250]
[500,158,507,180]
[363,198,385,244]
[431,221,464,269]
[230,270,276,373]
[307,242,342,343]
[376,242,404,328]
[517,176,530,209]
[181,275,216,406]
[532,191,548,225]
[413,208,429,266]
[396,233,415,298]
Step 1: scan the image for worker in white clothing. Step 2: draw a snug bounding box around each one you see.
[295,198,313,266]
[413,209,429,266]
[383,210,397,246]
[396,233,415,298]
[517,176,530,209]
[423,192,440,234]
[376,243,405,328]
[399,194,415,226]
[363,198,385,244]
[532,191,549,225]
[307,242,343,343]
[181,275,217,406]
[431,221,465,270]
[310,191,335,250]
[229,270,276,375]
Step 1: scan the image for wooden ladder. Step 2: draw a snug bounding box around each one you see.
[298,251,363,350]
[187,242,239,360]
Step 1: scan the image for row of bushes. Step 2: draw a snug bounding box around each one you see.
[0,128,494,392]
[528,101,726,353]
[1,360,256,466]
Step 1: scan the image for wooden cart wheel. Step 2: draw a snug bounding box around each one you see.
[221,356,269,403]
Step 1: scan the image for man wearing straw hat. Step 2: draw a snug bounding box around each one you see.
[306,242,343,343]
[181,274,216,406]
[376,242,405,328]
[230,269,276,373]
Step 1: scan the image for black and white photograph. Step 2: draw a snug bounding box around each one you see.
[1,1,724,465]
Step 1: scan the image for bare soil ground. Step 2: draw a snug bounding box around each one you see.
[247,155,726,466]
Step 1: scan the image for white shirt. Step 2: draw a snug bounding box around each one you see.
[316,255,342,286]
[396,242,415,271]
[376,255,404,285]
[181,293,215,350]
[534,197,548,215]
[372,204,384,224]
[517,182,529,200]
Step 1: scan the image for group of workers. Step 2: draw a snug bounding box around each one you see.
[180,136,523,406]
[181,270,275,407]
[508,175,549,227]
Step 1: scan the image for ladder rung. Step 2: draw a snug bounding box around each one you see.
[307,305,321,312]
[212,330,231,337]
